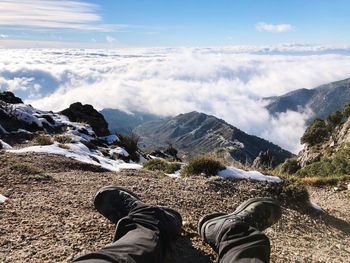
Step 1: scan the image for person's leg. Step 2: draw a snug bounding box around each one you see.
[198,197,282,263]
[73,187,182,263]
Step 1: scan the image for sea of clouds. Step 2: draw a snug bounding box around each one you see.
[1,44,350,153]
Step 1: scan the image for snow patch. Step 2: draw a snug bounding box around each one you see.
[110,147,129,157]
[0,139,12,149]
[218,167,282,183]
[100,134,119,144]
[8,142,141,172]
[0,194,8,204]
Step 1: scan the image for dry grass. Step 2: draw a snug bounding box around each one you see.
[35,135,54,145]
[54,135,73,144]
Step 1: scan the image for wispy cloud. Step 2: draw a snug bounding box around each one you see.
[256,22,294,33]
[0,0,122,32]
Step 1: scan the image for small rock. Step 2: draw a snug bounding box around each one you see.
[0,194,8,204]
[347,183,350,191]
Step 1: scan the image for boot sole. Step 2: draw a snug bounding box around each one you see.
[94,186,141,223]
[198,197,280,242]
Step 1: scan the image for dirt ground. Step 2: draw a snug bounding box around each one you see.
[0,153,349,263]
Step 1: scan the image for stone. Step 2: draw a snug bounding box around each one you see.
[61,102,110,136]
[0,91,23,104]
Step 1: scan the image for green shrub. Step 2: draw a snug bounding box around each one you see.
[54,135,72,144]
[143,158,181,173]
[117,132,140,162]
[181,156,226,177]
[296,146,350,178]
[300,119,329,146]
[35,135,53,145]
[279,180,310,206]
[326,110,344,129]
[343,103,350,118]
[280,158,301,174]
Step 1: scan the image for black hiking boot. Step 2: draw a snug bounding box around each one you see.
[94,186,142,224]
[198,197,282,249]
[94,186,183,238]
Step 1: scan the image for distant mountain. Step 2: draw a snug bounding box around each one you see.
[100,108,162,134]
[266,78,350,122]
[135,111,292,166]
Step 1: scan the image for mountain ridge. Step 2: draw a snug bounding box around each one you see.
[266,77,350,122]
[135,111,292,166]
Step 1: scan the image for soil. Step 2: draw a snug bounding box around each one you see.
[0,153,349,263]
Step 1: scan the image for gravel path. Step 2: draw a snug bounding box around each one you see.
[0,153,349,262]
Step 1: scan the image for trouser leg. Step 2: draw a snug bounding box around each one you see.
[217,221,270,263]
[73,203,175,263]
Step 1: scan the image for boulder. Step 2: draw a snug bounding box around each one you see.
[61,102,110,136]
[0,91,23,104]
[252,150,273,169]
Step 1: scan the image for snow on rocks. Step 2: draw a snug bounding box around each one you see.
[110,147,129,157]
[8,142,141,172]
[0,139,12,149]
[100,134,119,145]
[0,194,8,204]
[218,167,282,183]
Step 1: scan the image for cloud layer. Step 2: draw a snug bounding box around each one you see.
[256,22,294,33]
[1,45,350,153]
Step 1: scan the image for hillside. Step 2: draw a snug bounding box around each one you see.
[266,77,350,122]
[1,153,349,262]
[135,111,292,166]
[277,102,350,185]
[100,108,162,134]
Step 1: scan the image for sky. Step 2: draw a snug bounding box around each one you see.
[0,0,350,47]
[1,1,350,153]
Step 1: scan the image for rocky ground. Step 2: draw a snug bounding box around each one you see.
[0,153,349,263]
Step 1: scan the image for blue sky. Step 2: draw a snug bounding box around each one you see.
[0,0,350,47]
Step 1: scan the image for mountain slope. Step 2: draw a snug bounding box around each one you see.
[135,111,292,166]
[266,78,350,121]
[100,108,162,134]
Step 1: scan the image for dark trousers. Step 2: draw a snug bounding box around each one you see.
[74,205,270,263]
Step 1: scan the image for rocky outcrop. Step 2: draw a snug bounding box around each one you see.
[298,111,350,167]
[252,150,273,168]
[0,91,23,104]
[61,103,110,136]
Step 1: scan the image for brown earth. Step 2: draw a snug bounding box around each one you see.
[0,153,349,263]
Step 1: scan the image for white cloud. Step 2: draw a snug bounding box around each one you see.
[1,45,350,153]
[256,22,294,33]
[0,0,122,32]
[106,36,117,44]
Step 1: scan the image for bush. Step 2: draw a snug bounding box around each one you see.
[143,158,181,173]
[54,135,72,144]
[326,110,344,129]
[181,156,226,177]
[343,103,350,118]
[117,132,140,162]
[280,158,301,174]
[35,135,53,145]
[10,162,45,175]
[300,119,329,145]
[296,146,350,178]
[279,180,310,207]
